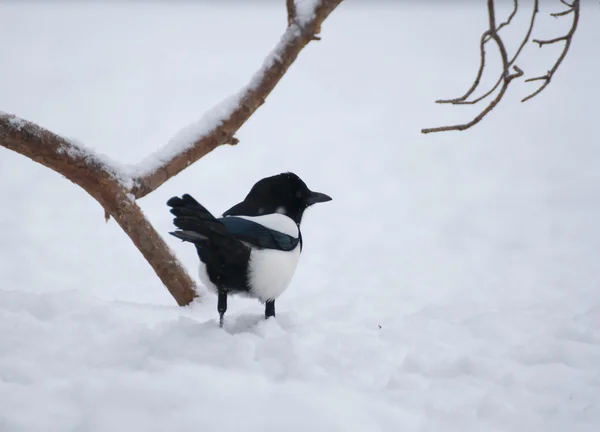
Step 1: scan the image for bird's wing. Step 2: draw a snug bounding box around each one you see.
[218,216,299,252]
[167,194,249,260]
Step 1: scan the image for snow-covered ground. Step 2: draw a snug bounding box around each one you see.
[1,2,600,431]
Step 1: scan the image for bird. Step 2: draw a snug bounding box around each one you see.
[166,172,332,327]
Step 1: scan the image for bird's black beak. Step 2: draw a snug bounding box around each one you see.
[305,190,332,206]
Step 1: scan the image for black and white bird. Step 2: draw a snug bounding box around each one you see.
[167,172,332,327]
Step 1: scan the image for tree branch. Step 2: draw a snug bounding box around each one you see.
[421,0,580,134]
[435,31,490,105]
[522,0,579,102]
[422,0,523,134]
[551,8,573,18]
[130,0,343,199]
[0,113,198,306]
[533,35,568,46]
[452,0,538,106]
[494,0,517,34]
[436,0,519,105]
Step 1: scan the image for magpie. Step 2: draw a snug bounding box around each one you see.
[166,172,332,327]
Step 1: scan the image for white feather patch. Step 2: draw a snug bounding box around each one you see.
[229,213,299,238]
[248,243,301,302]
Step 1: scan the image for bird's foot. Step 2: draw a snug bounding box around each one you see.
[218,291,227,328]
[265,300,275,319]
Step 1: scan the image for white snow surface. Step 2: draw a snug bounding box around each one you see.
[1,2,600,432]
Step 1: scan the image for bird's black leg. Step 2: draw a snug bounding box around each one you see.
[265,300,275,319]
[217,291,227,328]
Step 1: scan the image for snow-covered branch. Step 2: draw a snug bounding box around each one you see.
[130,0,343,199]
[0,112,198,306]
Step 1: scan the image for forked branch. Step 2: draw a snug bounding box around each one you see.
[522,0,580,102]
[0,113,198,305]
[422,0,579,134]
[422,0,527,134]
[0,0,344,306]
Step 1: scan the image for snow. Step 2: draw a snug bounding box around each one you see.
[294,0,320,27]
[132,93,242,180]
[63,138,135,191]
[7,116,26,131]
[1,2,600,432]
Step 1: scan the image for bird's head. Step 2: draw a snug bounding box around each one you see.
[223,172,332,224]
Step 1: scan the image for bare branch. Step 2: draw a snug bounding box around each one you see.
[438,0,540,108]
[287,0,297,26]
[436,31,490,104]
[423,0,523,134]
[524,73,550,83]
[422,63,522,134]
[438,0,518,105]
[453,0,539,106]
[533,35,568,46]
[495,0,519,34]
[522,0,579,102]
[0,113,198,306]
[560,0,574,7]
[130,0,343,199]
[551,8,574,18]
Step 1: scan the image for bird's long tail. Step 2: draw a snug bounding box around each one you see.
[166,194,227,244]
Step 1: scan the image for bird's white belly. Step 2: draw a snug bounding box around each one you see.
[197,244,301,301]
[248,244,301,302]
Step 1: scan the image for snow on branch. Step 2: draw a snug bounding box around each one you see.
[130,0,343,199]
[422,0,580,134]
[0,112,198,306]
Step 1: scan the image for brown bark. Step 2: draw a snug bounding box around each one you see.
[0,114,197,305]
[0,0,344,305]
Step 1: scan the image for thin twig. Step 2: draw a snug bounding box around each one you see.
[551,8,574,18]
[524,74,549,83]
[422,69,519,133]
[423,0,523,134]
[533,35,568,46]
[494,0,519,35]
[453,0,538,106]
[438,0,518,104]
[522,0,579,102]
[436,31,490,104]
